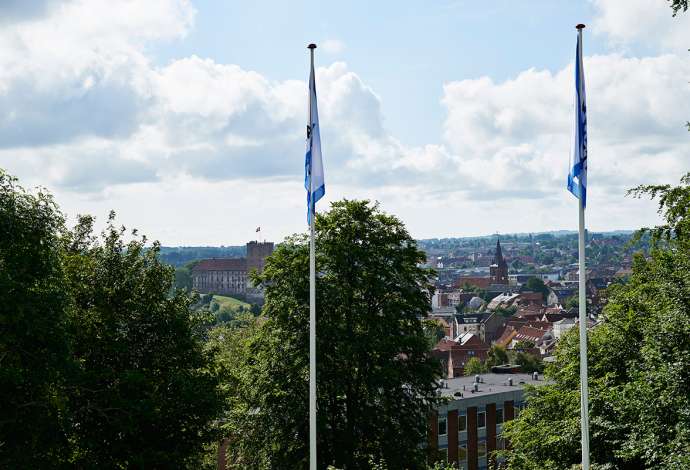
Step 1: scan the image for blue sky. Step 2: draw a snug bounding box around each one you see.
[0,0,688,245]
[153,0,606,146]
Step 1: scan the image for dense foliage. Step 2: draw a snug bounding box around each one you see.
[62,214,224,467]
[0,170,223,468]
[0,170,71,466]
[502,174,690,469]
[158,246,245,267]
[213,200,443,469]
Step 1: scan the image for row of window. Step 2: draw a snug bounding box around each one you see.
[438,408,504,436]
[436,437,506,467]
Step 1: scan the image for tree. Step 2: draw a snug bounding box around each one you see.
[0,170,71,467]
[463,357,487,376]
[62,214,224,467]
[423,319,447,349]
[512,340,535,352]
[511,351,543,374]
[174,260,197,291]
[565,295,579,310]
[502,173,690,469]
[486,345,509,368]
[669,0,688,16]
[525,277,549,303]
[218,200,442,469]
[494,305,517,317]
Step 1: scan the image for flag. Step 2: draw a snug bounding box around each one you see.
[304,53,325,223]
[567,30,587,208]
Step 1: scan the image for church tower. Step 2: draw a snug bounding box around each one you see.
[490,238,509,285]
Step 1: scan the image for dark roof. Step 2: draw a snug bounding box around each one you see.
[440,373,550,398]
[193,258,247,271]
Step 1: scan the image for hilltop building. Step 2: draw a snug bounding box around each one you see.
[191,241,274,297]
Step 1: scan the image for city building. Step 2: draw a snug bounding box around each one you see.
[433,333,490,378]
[489,239,508,285]
[429,373,550,469]
[191,241,274,296]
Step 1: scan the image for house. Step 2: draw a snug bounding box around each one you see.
[553,318,577,339]
[486,293,519,311]
[433,333,490,379]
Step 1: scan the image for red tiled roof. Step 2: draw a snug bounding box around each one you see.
[193,258,247,271]
[519,292,543,302]
[514,326,549,343]
[496,328,518,348]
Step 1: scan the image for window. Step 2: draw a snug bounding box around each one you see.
[478,411,486,429]
[438,417,447,436]
[496,408,504,425]
[497,437,506,450]
[458,444,468,464]
[478,440,487,460]
[458,414,467,432]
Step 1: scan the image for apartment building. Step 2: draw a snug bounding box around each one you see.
[428,373,550,469]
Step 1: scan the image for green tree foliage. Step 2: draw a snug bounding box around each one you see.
[486,345,509,367]
[565,296,579,310]
[0,170,71,466]
[423,319,447,348]
[174,260,197,291]
[512,340,536,352]
[463,357,487,376]
[217,200,442,469]
[511,351,543,375]
[669,0,688,16]
[2,172,224,467]
[494,305,517,317]
[502,174,690,469]
[61,213,224,467]
[525,277,549,302]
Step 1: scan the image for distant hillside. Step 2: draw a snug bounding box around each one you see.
[159,246,245,267]
[416,229,635,244]
[159,230,638,267]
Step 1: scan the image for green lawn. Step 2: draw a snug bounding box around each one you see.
[211,295,250,312]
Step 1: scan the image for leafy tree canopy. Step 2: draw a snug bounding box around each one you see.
[0,170,70,466]
[502,173,690,469]
[215,200,442,469]
[1,170,223,468]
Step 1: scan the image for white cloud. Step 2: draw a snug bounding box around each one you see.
[0,0,687,243]
[441,53,690,200]
[591,0,690,52]
[321,39,345,54]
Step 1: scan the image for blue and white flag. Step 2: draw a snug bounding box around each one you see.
[568,30,587,208]
[304,56,325,223]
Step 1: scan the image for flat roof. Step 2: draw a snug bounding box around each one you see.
[439,373,550,399]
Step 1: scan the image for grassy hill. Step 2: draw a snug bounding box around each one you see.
[211,295,250,313]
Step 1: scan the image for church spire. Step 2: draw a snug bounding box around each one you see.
[494,238,504,264]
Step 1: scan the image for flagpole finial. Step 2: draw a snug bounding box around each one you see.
[576,24,586,30]
[307,43,317,49]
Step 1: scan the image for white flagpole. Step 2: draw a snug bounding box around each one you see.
[576,23,590,470]
[308,42,317,470]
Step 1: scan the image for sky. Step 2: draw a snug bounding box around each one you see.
[0,0,689,245]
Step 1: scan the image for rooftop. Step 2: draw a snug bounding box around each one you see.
[439,373,551,399]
